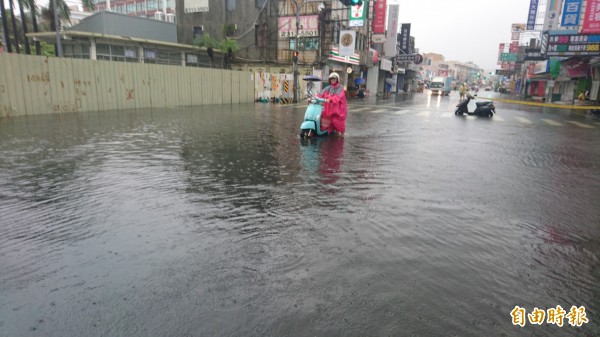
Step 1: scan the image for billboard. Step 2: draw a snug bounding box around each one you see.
[561,0,582,27]
[543,0,564,31]
[372,0,387,34]
[398,24,411,54]
[278,16,319,38]
[546,33,600,56]
[385,5,399,57]
[339,30,356,57]
[184,0,209,13]
[349,1,367,27]
[527,0,539,30]
[581,0,600,34]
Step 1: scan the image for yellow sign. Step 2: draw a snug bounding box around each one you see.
[511,305,588,327]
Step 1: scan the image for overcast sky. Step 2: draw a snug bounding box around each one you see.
[390,0,532,71]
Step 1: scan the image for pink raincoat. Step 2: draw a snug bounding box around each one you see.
[317,83,347,133]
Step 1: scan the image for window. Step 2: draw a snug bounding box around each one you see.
[193,26,204,39]
[255,24,267,48]
[226,0,235,11]
[144,49,156,59]
[125,48,137,61]
[290,38,319,51]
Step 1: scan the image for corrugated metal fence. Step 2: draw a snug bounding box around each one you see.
[0,53,254,117]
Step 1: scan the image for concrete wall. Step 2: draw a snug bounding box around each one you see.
[0,53,254,117]
[176,0,277,60]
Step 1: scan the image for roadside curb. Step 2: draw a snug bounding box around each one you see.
[475,96,600,110]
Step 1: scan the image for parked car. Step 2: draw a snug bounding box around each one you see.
[485,86,492,91]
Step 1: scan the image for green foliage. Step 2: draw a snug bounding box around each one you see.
[222,23,236,37]
[40,41,55,56]
[218,38,239,54]
[193,33,218,49]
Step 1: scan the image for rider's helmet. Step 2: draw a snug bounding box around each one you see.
[329,72,340,81]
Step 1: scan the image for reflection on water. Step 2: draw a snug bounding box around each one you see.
[0,101,599,337]
[300,136,345,186]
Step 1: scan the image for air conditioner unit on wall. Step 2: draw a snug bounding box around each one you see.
[165,13,175,22]
[154,11,163,20]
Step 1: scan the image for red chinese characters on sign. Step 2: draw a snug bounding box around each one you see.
[509,41,519,53]
[582,0,600,33]
[372,0,387,34]
[278,15,319,37]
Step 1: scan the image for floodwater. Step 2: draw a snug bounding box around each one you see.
[1,95,599,337]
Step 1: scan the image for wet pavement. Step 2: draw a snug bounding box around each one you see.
[1,91,599,336]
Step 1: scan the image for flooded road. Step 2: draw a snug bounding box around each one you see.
[1,93,599,336]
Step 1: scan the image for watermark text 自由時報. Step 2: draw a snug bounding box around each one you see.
[511,305,588,327]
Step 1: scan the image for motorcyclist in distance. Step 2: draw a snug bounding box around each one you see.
[316,72,348,136]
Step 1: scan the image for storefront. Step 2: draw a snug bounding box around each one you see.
[328,47,360,92]
[590,57,600,100]
[527,61,550,99]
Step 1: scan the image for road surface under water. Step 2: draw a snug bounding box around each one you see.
[1,93,599,336]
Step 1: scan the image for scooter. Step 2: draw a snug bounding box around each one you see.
[455,93,496,117]
[300,75,330,138]
[299,97,329,138]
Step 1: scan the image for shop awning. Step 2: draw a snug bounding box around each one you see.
[328,48,360,65]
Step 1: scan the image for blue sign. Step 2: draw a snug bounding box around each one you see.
[526,0,539,30]
[561,0,582,27]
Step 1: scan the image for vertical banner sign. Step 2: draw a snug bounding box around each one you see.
[349,1,367,27]
[581,0,600,33]
[399,24,411,54]
[339,30,357,57]
[372,0,387,34]
[561,0,582,27]
[384,5,399,57]
[526,0,539,30]
[543,0,564,31]
[498,43,505,65]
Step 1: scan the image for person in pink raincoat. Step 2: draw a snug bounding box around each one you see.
[317,72,347,136]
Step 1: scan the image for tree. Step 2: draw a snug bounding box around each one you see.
[40,0,94,55]
[193,33,219,67]
[219,38,239,70]
[9,0,20,53]
[23,0,42,54]
[17,0,31,54]
[1,0,12,52]
[193,33,218,49]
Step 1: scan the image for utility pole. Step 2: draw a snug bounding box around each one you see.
[52,0,63,57]
[291,0,301,103]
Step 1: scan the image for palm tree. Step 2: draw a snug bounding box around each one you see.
[42,0,94,32]
[17,0,31,54]
[1,0,13,52]
[24,0,40,54]
[8,0,20,53]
